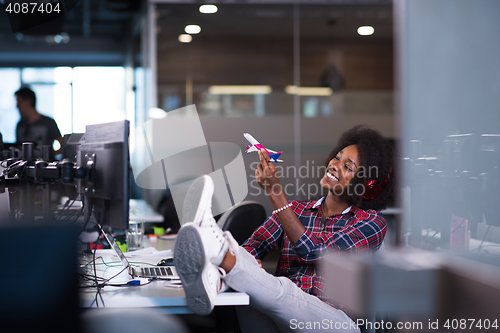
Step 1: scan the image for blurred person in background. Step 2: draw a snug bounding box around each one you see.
[15,86,62,160]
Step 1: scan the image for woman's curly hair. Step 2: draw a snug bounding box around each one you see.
[326,125,396,211]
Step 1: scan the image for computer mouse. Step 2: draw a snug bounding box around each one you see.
[157,258,174,266]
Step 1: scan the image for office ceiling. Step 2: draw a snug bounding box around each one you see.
[0,0,392,66]
[156,3,393,41]
[0,0,141,39]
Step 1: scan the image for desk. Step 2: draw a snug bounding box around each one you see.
[79,237,249,314]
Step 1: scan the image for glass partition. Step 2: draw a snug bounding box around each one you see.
[396,0,500,254]
[151,2,395,214]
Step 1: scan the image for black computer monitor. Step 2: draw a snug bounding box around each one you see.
[77,120,130,230]
[62,133,84,162]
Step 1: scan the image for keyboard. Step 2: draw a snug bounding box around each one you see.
[132,266,175,278]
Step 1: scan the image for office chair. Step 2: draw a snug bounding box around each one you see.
[217,201,267,245]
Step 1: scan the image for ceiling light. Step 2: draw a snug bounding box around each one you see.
[208,85,272,95]
[285,86,333,96]
[178,34,192,43]
[199,5,217,14]
[185,25,201,34]
[357,26,374,36]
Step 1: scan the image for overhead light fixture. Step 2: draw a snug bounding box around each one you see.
[178,34,192,43]
[357,26,374,36]
[199,5,217,14]
[185,25,201,34]
[285,86,333,96]
[208,85,272,95]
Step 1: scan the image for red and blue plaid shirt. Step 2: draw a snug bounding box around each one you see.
[242,196,387,308]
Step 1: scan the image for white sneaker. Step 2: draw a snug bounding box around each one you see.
[174,223,223,315]
[174,176,239,315]
[182,175,216,227]
[181,175,237,265]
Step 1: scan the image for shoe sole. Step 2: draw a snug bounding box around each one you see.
[174,225,213,315]
[182,175,214,225]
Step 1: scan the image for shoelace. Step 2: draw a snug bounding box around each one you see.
[217,266,227,279]
[223,231,239,256]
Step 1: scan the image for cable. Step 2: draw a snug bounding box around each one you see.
[79,256,122,268]
[56,198,78,221]
[91,232,102,307]
[0,157,22,171]
[477,225,491,252]
[78,197,94,235]
[423,228,440,247]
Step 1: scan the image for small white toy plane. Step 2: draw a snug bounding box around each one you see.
[244,133,283,163]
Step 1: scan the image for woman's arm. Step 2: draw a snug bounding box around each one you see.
[255,149,305,245]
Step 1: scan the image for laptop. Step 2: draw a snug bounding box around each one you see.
[102,232,179,279]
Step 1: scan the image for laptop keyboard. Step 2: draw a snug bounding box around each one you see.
[137,266,174,277]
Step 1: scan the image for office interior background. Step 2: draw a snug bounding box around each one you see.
[1,0,499,329]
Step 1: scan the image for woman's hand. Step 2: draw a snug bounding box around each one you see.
[255,149,282,197]
[256,149,305,245]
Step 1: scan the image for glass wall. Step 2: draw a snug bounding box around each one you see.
[72,67,126,133]
[154,4,393,118]
[0,66,126,143]
[150,2,395,213]
[397,0,500,254]
[0,68,21,143]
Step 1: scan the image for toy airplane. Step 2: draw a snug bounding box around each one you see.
[244,133,283,163]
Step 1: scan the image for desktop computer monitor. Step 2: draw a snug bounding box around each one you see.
[77,120,130,230]
[62,133,84,162]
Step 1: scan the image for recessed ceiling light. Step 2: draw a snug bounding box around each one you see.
[178,34,192,43]
[199,5,217,14]
[357,26,375,36]
[185,25,201,34]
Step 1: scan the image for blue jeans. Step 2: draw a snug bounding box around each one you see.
[223,247,361,333]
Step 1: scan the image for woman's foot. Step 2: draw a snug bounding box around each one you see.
[174,175,238,315]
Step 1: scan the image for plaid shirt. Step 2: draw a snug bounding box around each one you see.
[242,196,387,308]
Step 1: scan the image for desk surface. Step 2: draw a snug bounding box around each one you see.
[80,237,249,313]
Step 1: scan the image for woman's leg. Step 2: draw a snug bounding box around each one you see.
[174,175,359,332]
[222,247,360,333]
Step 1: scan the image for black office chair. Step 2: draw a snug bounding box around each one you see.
[217,201,267,245]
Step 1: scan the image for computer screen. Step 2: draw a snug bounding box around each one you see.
[77,120,130,230]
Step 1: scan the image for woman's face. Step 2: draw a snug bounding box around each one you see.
[320,144,360,195]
